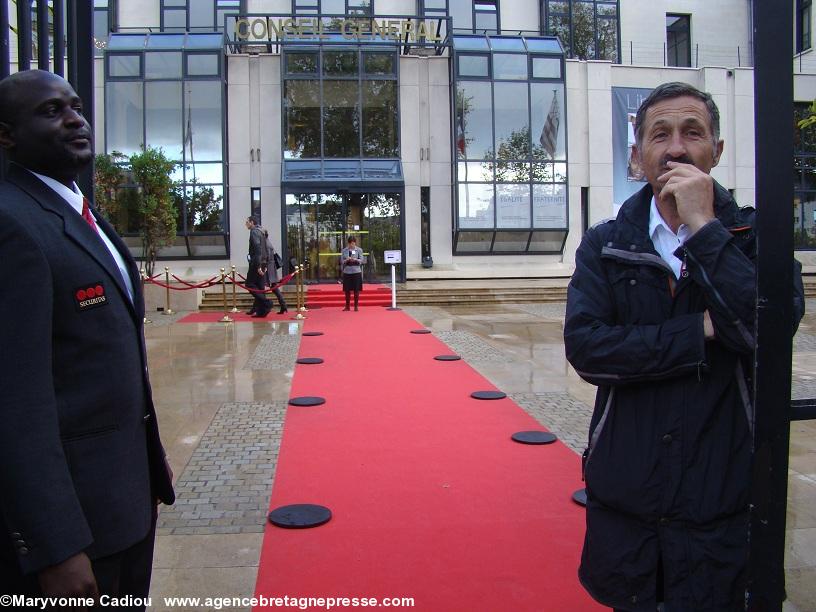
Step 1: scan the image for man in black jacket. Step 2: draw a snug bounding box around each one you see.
[0,70,174,602]
[565,82,804,611]
[245,215,272,317]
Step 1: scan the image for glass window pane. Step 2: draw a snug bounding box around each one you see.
[496,184,531,228]
[145,52,182,78]
[495,159,530,182]
[533,183,567,228]
[450,0,473,31]
[284,80,321,159]
[494,82,529,159]
[455,231,493,252]
[94,9,109,54]
[531,83,565,160]
[459,54,489,77]
[164,0,186,6]
[107,34,146,50]
[182,183,224,232]
[458,183,494,228]
[571,1,595,58]
[147,33,186,48]
[185,33,224,48]
[528,229,566,251]
[323,0,344,14]
[186,81,223,161]
[109,54,141,77]
[532,56,561,79]
[323,51,358,76]
[547,14,570,56]
[458,161,493,183]
[425,0,447,8]
[364,52,395,75]
[453,35,489,50]
[493,53,527,79]
[493,231,530,251]
[363,81,399,157]
[597,17,618,62]
[489,38,525,51]
[106,81,144,157]
[189,0,214,29]
[524,38,564,53]
[456,81,493,159]
[186,53,220,76]
[186,163,223,183]
[474,2,497,33]
[163,9,187,30]
[287,52,318,74]
[323,80,360,157]
[146,81,183,159]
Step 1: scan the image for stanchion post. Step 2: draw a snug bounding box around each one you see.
[299,261,308,313]
[219,267,233,323]
[230,265,239,313]
[391,264,397,309]
[161,266,174,315]
[293,264,305,321]
[141,268,152,325]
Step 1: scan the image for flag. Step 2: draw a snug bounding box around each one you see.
[456,110,466,157]
[540,90,560,159]
[184,100,194,163]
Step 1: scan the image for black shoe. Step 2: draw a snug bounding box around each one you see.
[251,309,270,318]
[245,310,256,315]
[354,306,358,311]
[278,307,288,314]
[342,306,350,311]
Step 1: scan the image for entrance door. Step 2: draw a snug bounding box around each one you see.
[285,191,402,283]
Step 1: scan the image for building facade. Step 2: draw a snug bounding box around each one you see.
[5,1,816,280]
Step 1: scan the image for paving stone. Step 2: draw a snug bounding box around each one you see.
[432,330,508,362]
[244,334,301,370]
[510,392,593,455]
[157,401,286,535]
[511,303,567,319]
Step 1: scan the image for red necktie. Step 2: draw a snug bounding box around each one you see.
[82,197,99,233]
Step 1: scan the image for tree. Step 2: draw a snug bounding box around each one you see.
[93,151,127,221]
[175,179,223,232]
[129,147,179,277]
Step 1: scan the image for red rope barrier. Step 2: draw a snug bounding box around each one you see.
[231,271,296,295]
[145,277,220,291]
[171,274,220,289]
[142,270,297,294]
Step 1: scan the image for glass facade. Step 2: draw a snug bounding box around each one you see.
[453,34,567,254]
[161,0,243,32]
[542,0,619,62]
[104,33,227,258]
[666,14,691,68]
[795,102,816,249]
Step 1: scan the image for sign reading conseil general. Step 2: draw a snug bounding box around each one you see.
[233,16,445,43]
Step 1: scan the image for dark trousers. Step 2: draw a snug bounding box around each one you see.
[246,267,271,314]
[0,515,157,610]
[271,286,287,310]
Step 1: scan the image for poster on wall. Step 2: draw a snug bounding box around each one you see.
[496,184,531,228]
[612,87,652,212]
[533,183,567,228]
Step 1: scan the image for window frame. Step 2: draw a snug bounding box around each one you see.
[797,0,812,54]
[541,0,620,63]
[666,13,691,68]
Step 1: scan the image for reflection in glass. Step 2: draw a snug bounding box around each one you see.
[178,183,223,232]
[146,82,182,158]
[323,51,358,76]
[458,161,493,183]
[532,56,561,79]
[364,52,395,75]
[186,81,223,161]
[184,163,223,184]
[529,230,567,251]
[494,231,531,251]
[459,54,489,77]
[456,231,493,252]
[145,52,182,79]
[287,52,318,74]
[494,82,529,158]
[363,81,398,157]
[284,80,321,159]
[323,80,360,157]
[458,183,494,228]
[457,81,493,159]
[496,184,531,228]
[533,183,568,228]
[531,83,565,160]
[493,53,527,79]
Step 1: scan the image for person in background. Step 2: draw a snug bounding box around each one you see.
[262,228,287,314]
[244,215,272,318]
[340,235,365,311]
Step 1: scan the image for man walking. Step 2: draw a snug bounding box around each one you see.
[565,82,804,610]
[245,215,273,318]
[0,70,174,602]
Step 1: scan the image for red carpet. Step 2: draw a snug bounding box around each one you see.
[307,283,393,308]
[254,308,600,611]
[177,311,293,323]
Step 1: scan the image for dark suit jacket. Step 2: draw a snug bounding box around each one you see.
[0,164,174,578]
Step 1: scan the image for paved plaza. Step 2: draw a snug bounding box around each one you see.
[145,300,816,611]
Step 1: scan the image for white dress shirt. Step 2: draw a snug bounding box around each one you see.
[648,196,691,280]
[31,171,135,302]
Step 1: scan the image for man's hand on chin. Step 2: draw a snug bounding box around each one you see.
[38,552,99,600]
[658,161,716,233]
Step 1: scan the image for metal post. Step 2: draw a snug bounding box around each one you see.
[1,0,10,78]
[294,265,305,321]
[71,0,94,200]
[230,265,238,313]
[36,0,49,69]
[299,261,308,313]
[17,0,32,71]
[140,268,151,325]
[746,0,794,609]
[391,264,397,309]
[219,268,233,323]
[53,0,65,77]
[162,267,174,315]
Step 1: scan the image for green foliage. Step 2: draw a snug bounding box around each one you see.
[798,100,816,131]
[93,151,127,222]
[175,178,223,232]
[128,147,179,277]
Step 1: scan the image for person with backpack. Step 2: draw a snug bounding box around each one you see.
[262,228,287,314]
[244,216,272,318]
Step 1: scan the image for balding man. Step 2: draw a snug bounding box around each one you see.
[0,70,173,604]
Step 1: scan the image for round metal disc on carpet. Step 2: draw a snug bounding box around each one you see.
[302,331,324,336]
[296,358,324,365]
[434,355,461,361]
[288,396,326,407]
[470,390,507,400]
[386,307,402,311]
[511,431,558,445]
[268,504,332,529]
[410,329,432,334]
[572,488,587,507]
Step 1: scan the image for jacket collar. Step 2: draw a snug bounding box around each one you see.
[6,163,142,321]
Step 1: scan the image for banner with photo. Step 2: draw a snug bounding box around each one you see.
[612,87,652,212]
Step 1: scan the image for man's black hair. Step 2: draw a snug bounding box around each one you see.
[634,82,720,147]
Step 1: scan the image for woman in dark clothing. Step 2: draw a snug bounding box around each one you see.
[340,236,364,311]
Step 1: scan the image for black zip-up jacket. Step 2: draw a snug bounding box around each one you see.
[564,182,804,611]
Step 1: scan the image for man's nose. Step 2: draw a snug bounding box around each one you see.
[665,132,686,158]
[63,107,86,127]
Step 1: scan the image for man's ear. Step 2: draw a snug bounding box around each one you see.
[0,121,14,150]
[712,139,724,167]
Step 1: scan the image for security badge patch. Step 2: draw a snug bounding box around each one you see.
[74,282,108,311]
